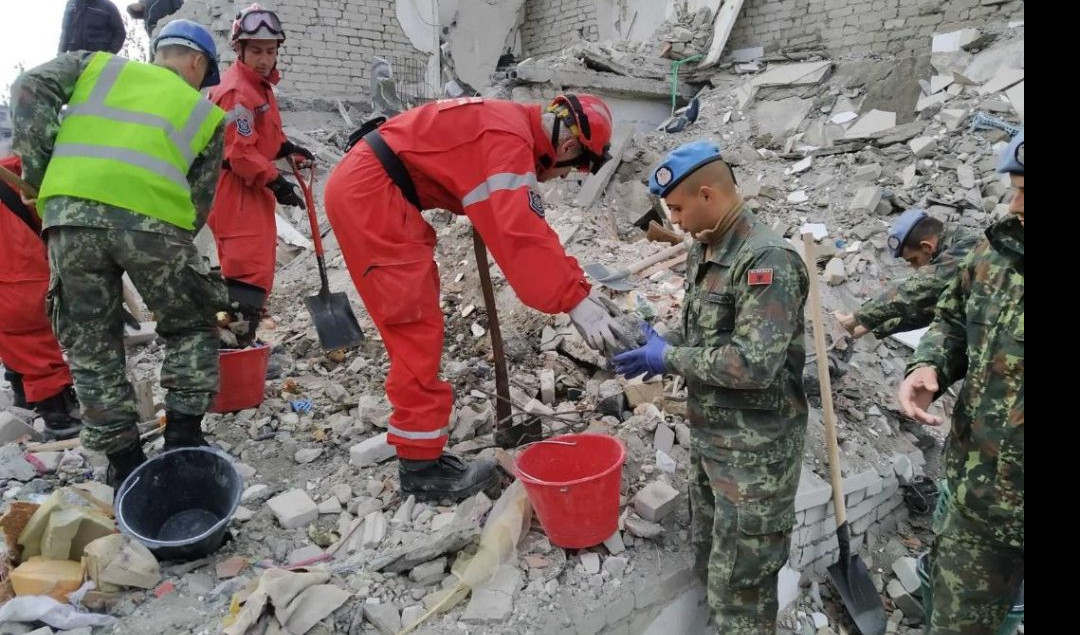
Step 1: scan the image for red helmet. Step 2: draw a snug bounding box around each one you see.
[547,93,614,174]
[231,3,285,42]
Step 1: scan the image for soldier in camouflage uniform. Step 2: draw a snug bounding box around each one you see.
[11,19,227,488]
[899,130,1024,635]
[834,208,979,339]
[613,141,809,633]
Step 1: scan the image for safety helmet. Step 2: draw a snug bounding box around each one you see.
[152,19,221,88]
[547,93,614,174]
[231,3,285,42]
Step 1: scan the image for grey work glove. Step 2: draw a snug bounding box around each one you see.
[568,293,631,353]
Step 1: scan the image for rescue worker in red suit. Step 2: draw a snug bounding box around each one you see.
[324,94,628,501]
[207,4,310,345]
[0,156,82,439]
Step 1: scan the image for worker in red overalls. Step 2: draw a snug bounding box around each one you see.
[324,94,627,501]
[0,155,82,439]
[208,3,310,346]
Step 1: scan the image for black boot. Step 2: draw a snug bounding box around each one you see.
[399,454,500,502]
[5,369,28,409]
[163,411,209,451]
[226,279,267,348]
[32,385,83,440]
[106,443,148,490]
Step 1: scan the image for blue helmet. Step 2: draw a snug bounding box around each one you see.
[648,140,726,198]
[152,19,221,88]
[886,208,929,257]
[996,129,1024,175]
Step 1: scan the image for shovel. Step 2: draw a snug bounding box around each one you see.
[290,159,365,350]
[583,241,687,291]
[802,232,887,635]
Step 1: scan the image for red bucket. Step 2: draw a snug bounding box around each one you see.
[515,434,626,549]
[209,344,270,413]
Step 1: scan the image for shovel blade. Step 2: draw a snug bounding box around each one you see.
[583,263,635,290]
[828,555,887,635]
[304,291,365,350]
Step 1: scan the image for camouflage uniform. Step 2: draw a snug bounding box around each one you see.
[908,216,1024,635]
[11,52,226,454]
[855,226,979,338]
[664,210,809,634]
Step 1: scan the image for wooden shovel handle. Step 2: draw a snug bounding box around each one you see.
[625,241,689,275]
[802,233,847,526]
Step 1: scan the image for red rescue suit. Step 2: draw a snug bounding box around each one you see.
[207,61,286,295]
[0,156,73,402]
[324,98,591,460]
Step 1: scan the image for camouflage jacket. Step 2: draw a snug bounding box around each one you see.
[665,212,810,471]
[855,226,979,338]
[909,216,1024,541]
[10,52,224,238]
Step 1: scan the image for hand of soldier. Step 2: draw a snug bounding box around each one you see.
[834,311,868,338]
[898,366,942,426]
[612,323,668,380]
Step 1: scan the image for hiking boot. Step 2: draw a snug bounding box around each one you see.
[4,369,28,409]
[33,385,83,441]
[106,443,148,490]
[163,411,209,451]
[399,453,500,502]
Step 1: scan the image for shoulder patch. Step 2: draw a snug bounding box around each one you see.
[231,105,254,137]
[747,268,773,286]
[528,189,545,217]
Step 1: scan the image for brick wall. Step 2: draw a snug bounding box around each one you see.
[521,0,601,58]
[169,0,430,100]
[726,0,1025,57]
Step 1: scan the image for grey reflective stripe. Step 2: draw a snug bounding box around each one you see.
[52,143,190,193]
[171,98,216,163]
[386,424,448,440]
[63,55,216,167]
[461,172,538,208]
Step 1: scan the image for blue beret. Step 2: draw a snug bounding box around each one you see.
[996,129,1024,175]
[887,208,929,257]
[648,140,725,197]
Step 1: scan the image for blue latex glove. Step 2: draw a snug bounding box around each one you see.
[612,323,669,380]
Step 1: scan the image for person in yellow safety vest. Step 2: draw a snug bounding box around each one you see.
[10,19,228,489]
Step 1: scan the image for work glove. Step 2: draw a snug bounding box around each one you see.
[267,174,305,209]
[612,322,669,381]
[567,293,631,353]
[278,140,315,167]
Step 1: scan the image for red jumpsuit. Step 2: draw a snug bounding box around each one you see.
[207,61,286,295]
[0,156,74,402]
[324,98,591,460]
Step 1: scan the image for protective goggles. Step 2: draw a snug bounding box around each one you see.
[236,10,283,37]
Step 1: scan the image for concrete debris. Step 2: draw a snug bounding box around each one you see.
[849,187,884,214]
[632,481,680,523]
[0,446,36,482]
[602,530,626,556]
[908,136,938,158]
[580,552,600,575]
[845,110,897,139]
[462,564,521,623]
[83,534,160,590]
[266,489,318,529]
[824,258,847,286]
[624,516,665,539]
[364,601,402,635]
[349,432,396,467]
[0,411,41,444]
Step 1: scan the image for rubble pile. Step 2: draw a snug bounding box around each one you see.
[0,17,1023,635]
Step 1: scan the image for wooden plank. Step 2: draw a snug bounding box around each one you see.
[638,252,688,279]
[573,129,633,209]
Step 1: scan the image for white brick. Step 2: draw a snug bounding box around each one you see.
[350,432,396,467]
[267,489,318,529]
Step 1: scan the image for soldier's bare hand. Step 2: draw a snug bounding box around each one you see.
[834,312,868,339]
[899,366,942,426]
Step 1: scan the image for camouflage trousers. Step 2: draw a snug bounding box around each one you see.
[925,487,1024,635]
[689,446,801,635]
[46,226,226,454]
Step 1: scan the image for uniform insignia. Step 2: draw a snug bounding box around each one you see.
[747,268,773,286]
[528,189,545,217]
[233,105,254,137]
[655,166,673,186]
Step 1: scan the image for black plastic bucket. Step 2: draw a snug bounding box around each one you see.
[115,447,243,562]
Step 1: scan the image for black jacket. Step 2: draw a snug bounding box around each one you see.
[59,0,126,54]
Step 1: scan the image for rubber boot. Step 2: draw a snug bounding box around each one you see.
[4,369,28,409]
[399,454,500,502]
[32,385,83,440]
[163,411,209,451]
[107,443,148,490]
